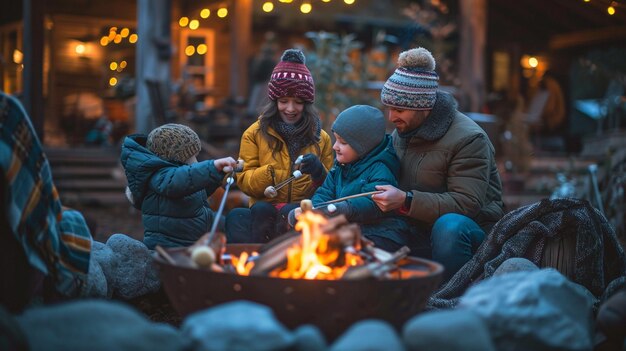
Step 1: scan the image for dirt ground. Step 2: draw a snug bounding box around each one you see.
[76,204,145,243]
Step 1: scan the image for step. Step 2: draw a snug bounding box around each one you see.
[51,166,120,179]
[59,191,129,207]
[54,179,125,191]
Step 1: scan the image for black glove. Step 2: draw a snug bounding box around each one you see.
[317,201,350,217]
[299,153,326,183]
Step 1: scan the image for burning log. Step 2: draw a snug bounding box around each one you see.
[341,246,411,280]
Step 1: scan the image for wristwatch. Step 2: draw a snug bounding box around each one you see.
[404,191,413,210]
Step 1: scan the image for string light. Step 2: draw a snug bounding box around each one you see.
[262,0,355,12]
[217,7,228,18]
[200,8,211,18]
[608,1,617,14]
[263,1,274,12]
[582,0,625,15]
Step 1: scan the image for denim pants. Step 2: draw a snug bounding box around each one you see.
[431,213,486,281]
[225,202,299,243]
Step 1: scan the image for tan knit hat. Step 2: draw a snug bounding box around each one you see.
[146,123,201,163]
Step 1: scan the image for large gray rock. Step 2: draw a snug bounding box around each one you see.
[82,258,108,298]
[460,268,596,351]
[106,234,160,299]
[402,309,495,351]
[330,320,404,351]
[293,324,327,351]
[493,257,539,276]
[16,300,187,351]
[91,240,115,283]
[181,301,295,351]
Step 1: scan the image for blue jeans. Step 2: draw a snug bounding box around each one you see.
[431,213,486,281]
[225,202,299,243]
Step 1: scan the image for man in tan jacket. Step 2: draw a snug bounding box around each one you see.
[372,47,504,281]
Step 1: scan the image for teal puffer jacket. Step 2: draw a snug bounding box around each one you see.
[121,134,224,249]
[312,135,411,246]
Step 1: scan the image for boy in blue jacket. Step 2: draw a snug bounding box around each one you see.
[289,105,411,252]
[121,123,237,249]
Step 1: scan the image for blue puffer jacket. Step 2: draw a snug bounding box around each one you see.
[312,135,411,246]
[120,134,224,249]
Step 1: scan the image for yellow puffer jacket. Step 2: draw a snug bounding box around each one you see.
[237,120,334,206]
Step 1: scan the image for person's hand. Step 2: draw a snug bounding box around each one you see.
[317,201,350,217]
[214,157,238,173]
[299,153,326,182]
[372,185,405,212]
[287,207,303,227]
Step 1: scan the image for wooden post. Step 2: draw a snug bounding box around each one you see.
[22,0,45,140]
[135,0,171,134]
[229,0,252,100]
[458,0,487,113]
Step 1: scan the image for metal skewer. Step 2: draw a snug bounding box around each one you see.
[205,174,234,245]
[314,190,383,208]
[264,170,303,198]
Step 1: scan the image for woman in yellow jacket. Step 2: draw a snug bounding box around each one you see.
[226,49,334,243]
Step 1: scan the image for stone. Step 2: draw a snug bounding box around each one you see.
[402,309,495,351]
[16,300,187,351]
[181,301,294,351]
[493,257,539,276]
[82,258,108,298]
[330,320,404,351]
[106,234,160,299]
[460,268,596,351]
[293,324,327,351]
[91,240,116,284]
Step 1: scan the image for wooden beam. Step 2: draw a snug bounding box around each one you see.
[458,0,487,112]
[549,26,626,50]
[22,0,45,140]
[135,0,172,133]
[229,0,252,100]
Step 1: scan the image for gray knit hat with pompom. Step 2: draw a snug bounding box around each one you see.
[381,47,439,110]
[146,123,201,163]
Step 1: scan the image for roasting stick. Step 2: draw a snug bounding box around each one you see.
[191,159,243,267]
[314,190,383,209]
[155,245,176,265]
[264,155,305,198]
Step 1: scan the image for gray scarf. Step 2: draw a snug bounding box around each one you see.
[275,118,321,161]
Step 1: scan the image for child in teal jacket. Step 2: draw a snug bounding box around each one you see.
[290,105,411,252]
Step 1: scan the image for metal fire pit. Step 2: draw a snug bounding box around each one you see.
[155,244,443,341]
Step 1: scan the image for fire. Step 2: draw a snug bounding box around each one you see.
[230,251,256,276]
[232,210,364,279]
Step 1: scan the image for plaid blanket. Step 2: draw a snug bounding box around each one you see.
[0,92,91,297]
[427,198,626,309]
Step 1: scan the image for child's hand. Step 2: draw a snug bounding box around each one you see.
[214,157,238,173]
[287,207,303,227]
[299,153,326,182]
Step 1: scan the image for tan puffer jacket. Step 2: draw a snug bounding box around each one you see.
[396,92,504,229]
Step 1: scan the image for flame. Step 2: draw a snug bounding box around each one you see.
[273,210,363,279]
[231,251,256,275]
[231,210,363,279]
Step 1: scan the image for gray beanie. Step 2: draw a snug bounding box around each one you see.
[146,123,201,163]
[332,105,385,158]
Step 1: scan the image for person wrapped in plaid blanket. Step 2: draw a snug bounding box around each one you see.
[0,91,92,312]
